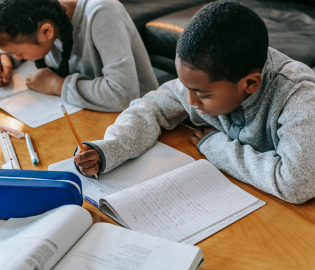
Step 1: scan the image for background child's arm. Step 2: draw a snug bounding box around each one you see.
[61,1,158,112]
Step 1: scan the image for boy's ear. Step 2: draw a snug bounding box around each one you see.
[37,23,55,43]
[241,72,262,94]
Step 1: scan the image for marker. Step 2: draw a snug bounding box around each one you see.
[25,133,39,165]
[0,124,24,139]
[59,103,99,179]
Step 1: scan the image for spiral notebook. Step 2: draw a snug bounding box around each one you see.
[49,142,265,245]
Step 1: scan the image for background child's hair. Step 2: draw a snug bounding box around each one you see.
[176,0,269,83]
[0,0,73,78]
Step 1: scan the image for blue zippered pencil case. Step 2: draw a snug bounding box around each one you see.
[0,169,83,219]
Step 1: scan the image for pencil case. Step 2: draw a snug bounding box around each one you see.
[0,169,83,219]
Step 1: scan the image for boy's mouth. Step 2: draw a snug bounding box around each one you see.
[195,107,207,114]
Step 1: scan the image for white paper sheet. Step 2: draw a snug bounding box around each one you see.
[0,90,82,127]
[0,61,36,100]
[0,61,82,127]
[49,142,195,207]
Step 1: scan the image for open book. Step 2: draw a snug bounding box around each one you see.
[49,142,265,245]
[0,205,203,270]
[0,61,82,128]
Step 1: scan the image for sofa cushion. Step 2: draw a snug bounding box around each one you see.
[120,0,210,37]
[145,0,315,68]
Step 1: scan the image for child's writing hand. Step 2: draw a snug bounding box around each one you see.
[26,68,65,96]
[0,54,13,87]
[74,144,102,177]
[190,127,217,147]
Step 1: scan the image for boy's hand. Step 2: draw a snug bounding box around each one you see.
[190,127,217,146]
[74,144,102,177]
[0,54,13,87]
[26,68,64,96]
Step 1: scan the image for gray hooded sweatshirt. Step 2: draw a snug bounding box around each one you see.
[9,0,159,111]
[84,47,315,204]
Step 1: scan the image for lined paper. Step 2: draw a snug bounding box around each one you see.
[48,142,195,206]
[104,159,264,244]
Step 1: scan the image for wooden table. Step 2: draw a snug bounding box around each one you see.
[1,109,315,270]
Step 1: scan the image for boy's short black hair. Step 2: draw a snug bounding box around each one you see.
[176,0,269,83]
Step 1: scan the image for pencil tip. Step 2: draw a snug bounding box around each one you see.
[59,103,67,113]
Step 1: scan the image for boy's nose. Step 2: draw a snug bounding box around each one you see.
[187,89,201,106]
[14,54,23,60]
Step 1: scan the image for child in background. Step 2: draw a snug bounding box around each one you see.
[74,1,315,204]
[0,0,158,111]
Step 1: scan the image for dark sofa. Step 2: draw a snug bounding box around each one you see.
[121,0,315,85]
[121,0,315,84]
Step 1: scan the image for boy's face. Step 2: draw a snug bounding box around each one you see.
[175,55,252,116]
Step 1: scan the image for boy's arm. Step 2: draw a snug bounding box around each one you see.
[198,82,315,204]
[86,79,189,173]
[61,1,158,112]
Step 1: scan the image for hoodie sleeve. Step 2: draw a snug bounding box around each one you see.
[198,81,315,204]
[85,79,189,173]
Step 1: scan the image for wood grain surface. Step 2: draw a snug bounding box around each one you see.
[1,109,315,270]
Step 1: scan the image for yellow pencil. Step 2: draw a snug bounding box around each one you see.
[60,103,99,180]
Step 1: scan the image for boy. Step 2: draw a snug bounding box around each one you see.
[74,1,315,204]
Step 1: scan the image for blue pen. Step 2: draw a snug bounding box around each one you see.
[25,133,39,165]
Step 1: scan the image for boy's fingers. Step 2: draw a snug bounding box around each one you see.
[80,162,100,176]
[74,149,101,163]
[76,159,97,168]
[190,134,200,146]
[204,127,217,135]
[74,144,93,156]
[193,129,204,139]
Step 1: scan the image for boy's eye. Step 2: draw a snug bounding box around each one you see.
[196,94,210,99]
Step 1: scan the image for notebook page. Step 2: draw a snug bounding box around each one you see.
[0,220,6,229]
[104,159,265,244]
[0,90,82,127]
[0,61,36,100]
[48,142,195,207]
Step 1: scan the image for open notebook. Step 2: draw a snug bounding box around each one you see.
[0,205,203,270]
[0,61,82,128]
[49,142,265,245]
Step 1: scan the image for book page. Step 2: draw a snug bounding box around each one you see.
[53,223,203,270]
[104,159,265,244]
[0,90,82,127]
[0,61,36,100]
[49,142,195,207]
[0,220,6,229]
[0,205,92,270]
